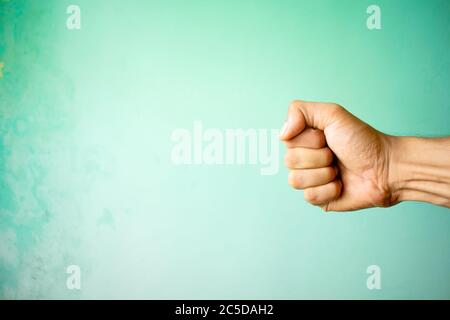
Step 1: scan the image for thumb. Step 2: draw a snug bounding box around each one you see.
[279,100,343,141]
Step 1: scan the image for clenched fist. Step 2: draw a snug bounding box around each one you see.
[280,100,450,212]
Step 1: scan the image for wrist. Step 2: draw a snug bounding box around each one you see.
[387,136,413,204]
[387,135,450,207]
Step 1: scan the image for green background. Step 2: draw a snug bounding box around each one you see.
[0,0,449,299]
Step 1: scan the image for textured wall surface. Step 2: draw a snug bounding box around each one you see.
[0,0,449,299]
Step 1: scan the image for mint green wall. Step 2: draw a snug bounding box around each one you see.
[0,0,449,299]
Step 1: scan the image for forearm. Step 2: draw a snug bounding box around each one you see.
[388,136,450,208]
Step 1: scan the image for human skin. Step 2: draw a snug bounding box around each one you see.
[279,100,450,211]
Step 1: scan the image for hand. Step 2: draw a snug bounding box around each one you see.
[280,100,450,211]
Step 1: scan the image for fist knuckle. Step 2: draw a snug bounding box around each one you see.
[304,189,318,203]
[288,171,304,189]
[290,100,301,108]
[284,151,297,168]
[284,153,292,167]
[330,103,343,112]
[288,170,305,189]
